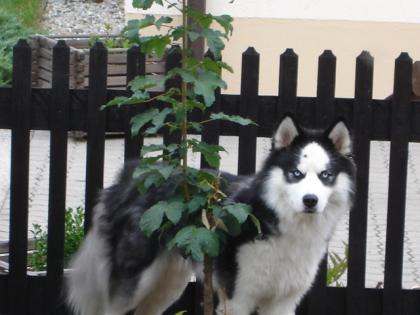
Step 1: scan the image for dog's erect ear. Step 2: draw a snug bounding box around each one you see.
[273,115,300,149]
[326,120,352,155]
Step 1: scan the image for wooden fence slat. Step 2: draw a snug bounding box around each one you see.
[124,46,145,161]
[84,42,107,232]
[277,48,298,118]
[8,39,32,315]
[315,50,337,128]
[238,47,260,175]
[307,49,337,315]
[346,51,374,315]
[46,40,70,314]
[200,51,221,169]
[382,52,412,315]
[163,47,182,146]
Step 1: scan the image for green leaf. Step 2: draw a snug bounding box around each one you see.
[188,195,207,214]
[210,112,257,126]
[167,226,220,262]
[153,163,176,180]
[126,19,141,43]
[144,107,173,135]
[188,31,201,42]
[189,140,225,168]
[214,15,234,36]
[224,203,252,224]
[132,0,163,9]
[186,100,206,111]
[171,26,185,41]
[141,144,177,156]
[155,16,173,29]
[202,29,225,59]
[144,171,164,189]
[140,35,171,58]
[222,213,241,236]
[203,57,222,75]
[167,225,195,250]
[165,200,185,224]
[218,61,234,73]
[167,67,196,83]
[130,108,159,136]
[129,76,160,90]
[193,69,227,106]
[189,122,203,132]
[140,201,166,237]
[103,96,130,108]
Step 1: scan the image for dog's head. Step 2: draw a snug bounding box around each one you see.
[261,115,355,218]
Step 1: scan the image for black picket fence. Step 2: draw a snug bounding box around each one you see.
[0,39,419,315]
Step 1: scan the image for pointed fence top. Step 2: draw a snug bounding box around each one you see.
[54,40,69,49]
[128,44,141,52]
[319,49,336,58]
[91,41,106,50]
[396,52,412,62]
[243,47,259,56]
[281,48,298,57]
[357,50,374,67]
[14,38,31,49]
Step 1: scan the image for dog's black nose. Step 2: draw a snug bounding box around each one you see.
[303,194,318,209]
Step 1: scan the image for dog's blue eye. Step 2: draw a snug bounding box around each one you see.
[320,171,332,179]
[292,169,303,178]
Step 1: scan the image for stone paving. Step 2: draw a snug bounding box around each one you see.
[0,131,419,289]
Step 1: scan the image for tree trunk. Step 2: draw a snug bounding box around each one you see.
[203,255,214,315]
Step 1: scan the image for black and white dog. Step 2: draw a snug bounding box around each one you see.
[67,116,355,315]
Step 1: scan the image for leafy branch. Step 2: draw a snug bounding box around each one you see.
[107,1,259,314]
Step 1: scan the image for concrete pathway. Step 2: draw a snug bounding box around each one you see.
[0,131,419,289]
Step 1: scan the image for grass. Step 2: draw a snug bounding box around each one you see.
[0,0,43,29]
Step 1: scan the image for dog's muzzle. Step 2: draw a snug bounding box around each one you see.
[303,194,318,213]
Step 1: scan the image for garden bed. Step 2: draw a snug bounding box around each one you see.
[30,34,166,90]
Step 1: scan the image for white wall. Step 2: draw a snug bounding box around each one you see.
[126,0,420,23]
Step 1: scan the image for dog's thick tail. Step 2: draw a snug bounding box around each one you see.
[66,222,110,315]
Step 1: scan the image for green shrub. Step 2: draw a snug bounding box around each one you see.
[327,244,348,287]
[29,207,85,272]
[0,10,32,86]
[0,0,42,29]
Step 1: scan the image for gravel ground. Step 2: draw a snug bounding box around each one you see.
[41,0,125,35]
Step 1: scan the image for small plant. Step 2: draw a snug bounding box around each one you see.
[106,1,258,314]
[29,207,85,272]
[89,23,131,49]
[327,243,348,287]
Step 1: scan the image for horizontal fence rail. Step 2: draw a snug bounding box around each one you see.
[0,39,419,315]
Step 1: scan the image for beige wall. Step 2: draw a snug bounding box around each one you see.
[126,13,420,99]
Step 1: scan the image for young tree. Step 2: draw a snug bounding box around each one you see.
[106,1,260,313]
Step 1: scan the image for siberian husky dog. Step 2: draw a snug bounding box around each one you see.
[67,115,355,315]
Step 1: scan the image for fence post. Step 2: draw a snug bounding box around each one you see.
[124,45,145,161]
[200,50,221,169]
[277,48,298,119]
[307,49,337,315]
[346,51,373,315]
[85,42,107,232]
[382,52,412,315]
[238,47,259,175]
[8,39,32,315]
[46,40,70,314]
[315,50,336,128]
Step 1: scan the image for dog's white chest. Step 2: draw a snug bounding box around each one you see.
[235,218,328,303]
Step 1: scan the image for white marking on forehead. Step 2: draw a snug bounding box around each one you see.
[297,142,330,173]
